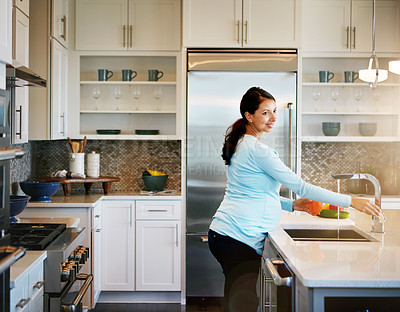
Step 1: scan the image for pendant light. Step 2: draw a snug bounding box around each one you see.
[389,60,400,75]
[358,0,388,89]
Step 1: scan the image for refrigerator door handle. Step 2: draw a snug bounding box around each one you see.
[287,102,294,200]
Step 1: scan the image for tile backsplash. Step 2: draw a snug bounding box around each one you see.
[301,142,400,193]
[11,140,181,195]
[10,140,400,196]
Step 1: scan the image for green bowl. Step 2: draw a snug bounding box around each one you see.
[137,175,168,192]
[322,122,340,136]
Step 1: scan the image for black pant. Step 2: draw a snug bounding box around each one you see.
[208,229,260,312]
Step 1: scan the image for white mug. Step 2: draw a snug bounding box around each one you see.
[69,153,85,175]
[86,152,100,178]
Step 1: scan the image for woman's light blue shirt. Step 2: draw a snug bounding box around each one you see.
[210,135,351,255]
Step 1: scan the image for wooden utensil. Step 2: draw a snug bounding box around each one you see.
[67,137,73,152]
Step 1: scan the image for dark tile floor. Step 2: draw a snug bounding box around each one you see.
[90,303,223,312]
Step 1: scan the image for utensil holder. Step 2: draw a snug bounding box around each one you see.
[69,153,85,175]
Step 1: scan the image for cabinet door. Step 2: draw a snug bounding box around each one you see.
[243,0,297,48]
[28,261,44,312]
[101,200,135,291]
[12,86,29,144]
[10,281,29,312]
[12,7,29,68]
[51,39,67,139]
[52,0,69,48]
[0,0,13,65]
[75,0,128,51]
[93,222,102,304]
[136,220,181,291]
[351,0,372,52]
[129,0,180,51]
[14,0,29,17]
[182,0,242,48]
[375,0,400,53]
[302,0,351,52]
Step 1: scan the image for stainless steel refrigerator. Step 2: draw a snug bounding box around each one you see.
[186,49,298,300]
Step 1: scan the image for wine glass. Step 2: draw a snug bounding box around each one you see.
[354,88,364,112]
[92,87,101,110]
[114,86,122,110]
[153,86,163,100]
[311,87,321,111]
[372,88,381,112]
[132,86,142,110]
[330,87,340,112]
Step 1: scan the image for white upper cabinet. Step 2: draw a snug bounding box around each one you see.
[12,6,29,68]
[14,0,30,16]
[52,0,69,48]
[51,39,68,140]
[12,87,29,144]
[0,0,13,65]
[183,0,299,48]
[75,0,181,51]
[183,0,242,47]
[302,0,400,54]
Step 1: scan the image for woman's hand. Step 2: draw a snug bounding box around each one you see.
[350,197,381,217]
[293,198,312,213]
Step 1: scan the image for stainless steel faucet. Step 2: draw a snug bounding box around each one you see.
[331,173,386,233]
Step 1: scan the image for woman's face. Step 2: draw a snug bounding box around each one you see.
[246,99,277,133]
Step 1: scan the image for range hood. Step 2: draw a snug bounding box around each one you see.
[6,65,46,88]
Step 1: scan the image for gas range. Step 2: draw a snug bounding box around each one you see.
[9,223,66,250]
[9,223,92,312]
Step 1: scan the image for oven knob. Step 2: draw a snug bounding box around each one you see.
[61,268,71,282]
[75,251,83,263]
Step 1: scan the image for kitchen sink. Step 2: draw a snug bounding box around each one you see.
[284,229,377,242]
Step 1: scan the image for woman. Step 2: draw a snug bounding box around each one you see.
[208,87,381,312]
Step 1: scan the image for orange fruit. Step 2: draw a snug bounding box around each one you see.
[309,201,324,216]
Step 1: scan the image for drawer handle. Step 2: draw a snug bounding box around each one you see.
[16,297,30,308]
[95,215,100,218]
[148,209,168,212]
[96,229,101,233]
[33,280,45,289]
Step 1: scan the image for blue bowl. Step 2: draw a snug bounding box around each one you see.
[9,195,30,222]
[19,181,61,202]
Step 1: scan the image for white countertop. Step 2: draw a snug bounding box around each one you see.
[26,191,182,208]
[10,250,47,288]
[267,212,400,288]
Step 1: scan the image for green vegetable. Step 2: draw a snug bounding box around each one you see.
[318,210,350,219]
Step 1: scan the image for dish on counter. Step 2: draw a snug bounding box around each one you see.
[135,129,159,135]
[317,210,350,219]
[96,129,121,135]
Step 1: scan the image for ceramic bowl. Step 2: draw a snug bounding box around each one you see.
[9,195,30,222]
[137,175,168,192]
[19,181,61,202]
[322,122,341,136]
[358,122,377,136]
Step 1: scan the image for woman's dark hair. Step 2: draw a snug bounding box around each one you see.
[221,87,275,165]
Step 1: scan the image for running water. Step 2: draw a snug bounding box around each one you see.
[337,179,341,238]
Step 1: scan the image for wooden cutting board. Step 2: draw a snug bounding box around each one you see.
[39,176,121,196]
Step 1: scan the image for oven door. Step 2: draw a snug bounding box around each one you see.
[49,273,93,312]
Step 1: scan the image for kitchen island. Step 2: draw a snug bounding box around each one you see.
[265,212,400,311]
